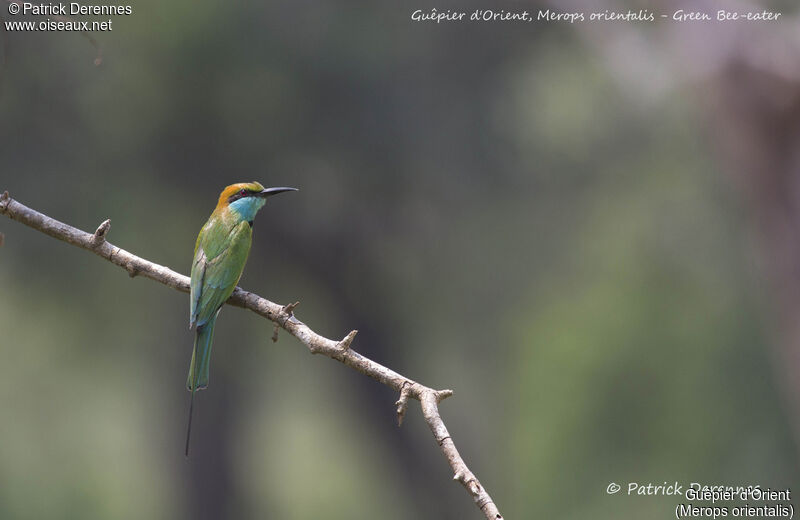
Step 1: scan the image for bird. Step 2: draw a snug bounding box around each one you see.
[185,182,297,456]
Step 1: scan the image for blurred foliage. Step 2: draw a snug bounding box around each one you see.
[1,1,798,519]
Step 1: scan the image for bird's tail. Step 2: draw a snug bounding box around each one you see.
[185,319,217,457]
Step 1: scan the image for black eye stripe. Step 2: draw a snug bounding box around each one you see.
[227,188,261,204]
[228,191,250,203]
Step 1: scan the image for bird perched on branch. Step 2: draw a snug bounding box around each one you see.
[185,182,297,456]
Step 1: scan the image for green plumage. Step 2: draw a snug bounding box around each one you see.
[184,207,253,457]
[187,319,217,392]
[184,182,296,456]
[187,215,252,390]
[186,182,297,456]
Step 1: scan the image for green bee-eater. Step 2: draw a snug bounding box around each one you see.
[185,182,297,456]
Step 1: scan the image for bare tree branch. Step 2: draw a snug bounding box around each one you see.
[0,190,504,520]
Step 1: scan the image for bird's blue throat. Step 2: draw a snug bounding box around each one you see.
[229,196,267,223]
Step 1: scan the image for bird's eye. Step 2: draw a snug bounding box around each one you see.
[239,189,247,196]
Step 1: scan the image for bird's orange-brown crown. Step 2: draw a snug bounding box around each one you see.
[216,182,265,208]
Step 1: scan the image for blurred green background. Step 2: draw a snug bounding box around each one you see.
[1,1,798,518]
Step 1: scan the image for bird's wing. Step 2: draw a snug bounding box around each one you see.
[191,220,253,328]
[189,242,207,328]
[190,214,234,327]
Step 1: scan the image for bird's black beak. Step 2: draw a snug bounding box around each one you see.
[258,187,298,198]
